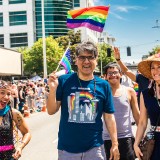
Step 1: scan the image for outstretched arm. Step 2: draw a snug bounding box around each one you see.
[113,47,136,82]
[128,87,140,125]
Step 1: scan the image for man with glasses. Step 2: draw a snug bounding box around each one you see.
[47,41,119,160]
[103,62,140,160]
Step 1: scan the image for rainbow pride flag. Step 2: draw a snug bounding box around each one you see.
[134,83,139,96]
[60,48,72,74]
[67,6,110,32]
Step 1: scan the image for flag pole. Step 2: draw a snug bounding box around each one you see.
[55,42,71,72]
[41,0,47,78]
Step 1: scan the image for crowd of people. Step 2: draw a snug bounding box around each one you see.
[9,80,49,114]
[47,41,160,160]
[1,40,160,160]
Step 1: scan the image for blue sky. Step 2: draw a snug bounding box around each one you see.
[93,0,160,63]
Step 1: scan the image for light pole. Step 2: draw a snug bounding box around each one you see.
[98,37,104,77]
[41,0,47,78]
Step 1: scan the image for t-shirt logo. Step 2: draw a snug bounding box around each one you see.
[67,89,99,123]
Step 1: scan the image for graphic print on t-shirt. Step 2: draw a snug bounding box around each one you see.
[68,88,99,123]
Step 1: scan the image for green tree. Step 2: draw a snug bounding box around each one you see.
[149,45,160,55]
[55,30,81,71]
[19,36,64,76]
[97,43,115,74]
[55,30,81,50]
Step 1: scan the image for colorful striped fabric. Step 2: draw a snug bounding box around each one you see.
[134,83,139,96]
[67,6,110,32]
[60,48,72,74]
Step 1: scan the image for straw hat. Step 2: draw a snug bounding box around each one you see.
[138,53,160,79]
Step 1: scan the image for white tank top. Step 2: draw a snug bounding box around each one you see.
[103,85,133,140]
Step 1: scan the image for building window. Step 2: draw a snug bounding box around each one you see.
[0,34,4,47]
[0,0,2,5]
[9,11,27,26]
[35,0,73,39]
[0,13,3,26]
[9,0,26,4]
[74,0,80,7]
[10,33,28,47]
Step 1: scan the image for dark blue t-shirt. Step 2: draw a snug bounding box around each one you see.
[136,74,149,105]
[56,73,115,153]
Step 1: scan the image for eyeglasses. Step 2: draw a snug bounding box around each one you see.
[106,71,119,76]
[77,56,96,61]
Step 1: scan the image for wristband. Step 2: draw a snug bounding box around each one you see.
[116,58,121,61]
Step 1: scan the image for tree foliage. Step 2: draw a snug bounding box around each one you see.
[19,36,64,76]
[55,30,81,50]
[149,45,160,55]
[97,43,115,74]
[55,30,81,71]
[18,30,118,76]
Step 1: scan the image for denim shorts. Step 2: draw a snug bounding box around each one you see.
[58,145,106,160]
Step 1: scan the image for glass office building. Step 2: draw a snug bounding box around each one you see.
[35,0,73,40]
[0,12,3,26]
[0,0,85,48]
[9,0,26,4]
[74,0,80,7]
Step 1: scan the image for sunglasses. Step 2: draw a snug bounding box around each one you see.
[106,71,119,76]
[77,56,96,61]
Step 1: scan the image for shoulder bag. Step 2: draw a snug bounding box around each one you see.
[139,98,160,160]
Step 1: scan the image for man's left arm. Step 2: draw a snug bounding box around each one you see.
[129,88,140,125]
[103,113,120,160]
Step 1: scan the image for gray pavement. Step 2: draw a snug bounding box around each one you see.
[20,111,60,160]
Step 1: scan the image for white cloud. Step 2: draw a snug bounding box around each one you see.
[109,11,126,20]
[114,5,147,12]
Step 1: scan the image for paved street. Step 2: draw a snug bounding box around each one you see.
[18,111,140,160]
[20,111,60,160]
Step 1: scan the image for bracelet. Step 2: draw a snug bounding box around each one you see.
[116,58,121,61]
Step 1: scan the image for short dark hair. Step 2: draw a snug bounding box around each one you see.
[103,62,121,74]
[75,41,98,57]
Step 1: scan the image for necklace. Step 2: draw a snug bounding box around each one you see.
[77,73,96,96]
